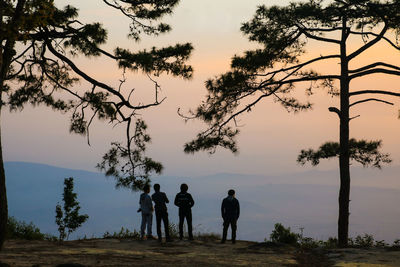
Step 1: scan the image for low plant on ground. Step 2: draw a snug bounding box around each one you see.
[349,234,375,248]
[270,223,300,245]
[167,222,181,239]
[6,216,56,241]
[103,227,140,240]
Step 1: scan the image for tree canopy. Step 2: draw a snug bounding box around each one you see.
[1,0,193,188]
[0,0,192,249]
[184,0,400,247]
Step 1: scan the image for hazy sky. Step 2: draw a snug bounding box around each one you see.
[3,0,400,179]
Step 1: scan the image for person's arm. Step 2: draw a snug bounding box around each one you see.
[147,195,153,211]
[164,193,169,203]
[189,194,195,207]
[174,194,179,207]
[237,199,240,219]
[221,199,225,219]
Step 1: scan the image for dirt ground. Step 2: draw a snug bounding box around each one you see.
[1,239,400,267]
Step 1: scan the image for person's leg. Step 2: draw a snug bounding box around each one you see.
[163,211,171,240]
[156,211,162,241]
[140,213,146,239]
[147,213,153,237]
[178,210,184,240]
[187,210,193,240]
[221,220,228,243]
[231,220,237,244]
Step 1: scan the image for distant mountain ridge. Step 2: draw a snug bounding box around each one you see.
[4,161,400,242]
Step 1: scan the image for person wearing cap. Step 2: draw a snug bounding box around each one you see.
[174,183,195,240]
[221,189,240,244]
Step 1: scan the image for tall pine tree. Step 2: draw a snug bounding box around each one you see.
[184,0,400,247]
[0,0,192,249]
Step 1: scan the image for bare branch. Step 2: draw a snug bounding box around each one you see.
[328,107,341,119]
[349,68,400,80]
[350,98,394,107]
[349,62,400,74]
[348,22,389,61]
[349,90,400,97]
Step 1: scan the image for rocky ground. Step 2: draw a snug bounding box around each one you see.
[1,238,400,266]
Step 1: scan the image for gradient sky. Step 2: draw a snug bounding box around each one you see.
[3,0,400,181]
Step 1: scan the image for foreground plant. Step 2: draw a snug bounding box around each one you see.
[55,177,88,241]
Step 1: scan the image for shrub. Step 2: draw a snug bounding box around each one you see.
[103,227,140,240]
[323,237,338,249]
[353,234,374,248]
[299,237,322,249]
[55,177,89,241]
[270,223,300,245]
[7,216,46,240]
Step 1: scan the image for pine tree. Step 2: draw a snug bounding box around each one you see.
[55,177,88,241]
[0,0,193,249]
[184,0,400,247]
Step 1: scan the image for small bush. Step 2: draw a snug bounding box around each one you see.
[168,222,181,239]
[299,237,322,249]
[353,234,374,248]
[103,227,140,240]
[6,216,48,240]
[323,237,338,249]
[270,223,300,245]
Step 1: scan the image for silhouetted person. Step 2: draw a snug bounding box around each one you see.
[139,184,154,240]
[151,183,171,242]
[221,189,240,244]
[174,183,195,240]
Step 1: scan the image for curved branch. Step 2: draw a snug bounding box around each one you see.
[348,22,388,61]
[349,62,400,74]
[297,24,341,44]
[328,107,341,119]
[350,98,394,107]
[350,90,400,97]
[349,30,400,52]
[349,68,400,80]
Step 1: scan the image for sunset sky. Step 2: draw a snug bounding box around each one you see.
[3,0,400,182]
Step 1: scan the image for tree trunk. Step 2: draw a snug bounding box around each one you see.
[0,102,7,250]
[0,0,27,250]
[0,3,8,249]
[338,17,350,248]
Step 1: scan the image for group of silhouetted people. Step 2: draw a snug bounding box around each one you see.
[138,183,239,244]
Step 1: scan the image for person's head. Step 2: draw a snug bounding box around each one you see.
[180,183,188,193]
[143,184,150,193]
[228,189,235,197]
[153,183,160,192]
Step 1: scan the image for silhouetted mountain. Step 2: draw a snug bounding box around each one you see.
[5,162,400,242]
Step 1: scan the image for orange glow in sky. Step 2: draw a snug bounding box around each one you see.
[3,0,399,186]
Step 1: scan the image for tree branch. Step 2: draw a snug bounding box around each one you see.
[349,68,400,80]
[350,98,394,107]
[348,23,388,61]
[349,90,400,97]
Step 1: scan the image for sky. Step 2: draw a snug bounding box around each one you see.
[3,0,400,180]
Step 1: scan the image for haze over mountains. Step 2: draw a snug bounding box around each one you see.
[5,161,400,242]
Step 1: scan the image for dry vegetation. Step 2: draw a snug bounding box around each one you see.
[1,238,400,267]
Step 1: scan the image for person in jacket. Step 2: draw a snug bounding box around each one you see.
[174,183,195,240]
[151,183,171,242]
[221,189,240,244]
[139,184,154,240]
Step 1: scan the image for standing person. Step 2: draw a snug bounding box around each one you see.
[151,183,171,242]
[174,183,195,240]
[221,189,240,244]
[139,184,154,240]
